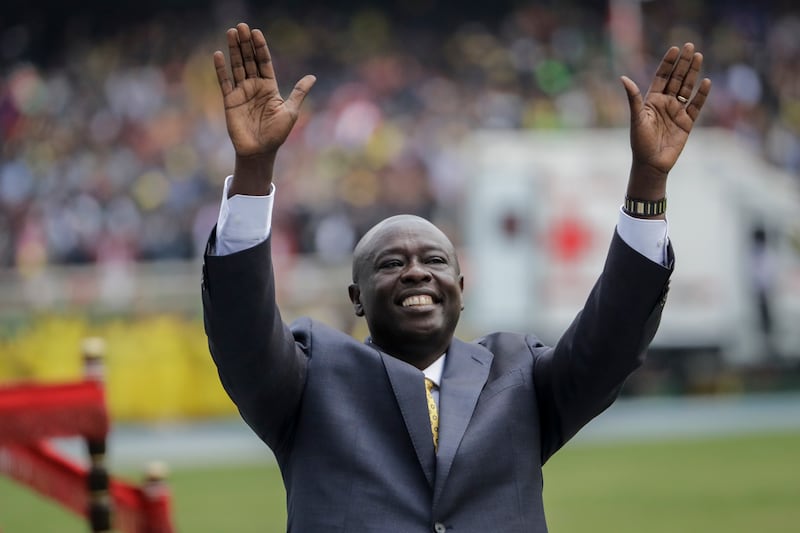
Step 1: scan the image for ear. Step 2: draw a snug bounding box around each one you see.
[348,284,365,316]
[458,274,465,310]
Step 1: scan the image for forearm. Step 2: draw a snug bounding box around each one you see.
[202,234,307,450]
[534,230,671,458]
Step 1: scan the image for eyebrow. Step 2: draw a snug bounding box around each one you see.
[373,245,450,261]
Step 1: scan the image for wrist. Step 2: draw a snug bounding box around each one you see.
[627,162,667,201]
[229,152,277,197]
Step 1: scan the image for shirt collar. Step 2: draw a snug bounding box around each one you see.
[422,353,446,387]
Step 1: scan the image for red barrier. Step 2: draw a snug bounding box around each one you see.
[0,442,88,516]
[0,381,109,444]
[0,443,175,532]
[0,338,176,533]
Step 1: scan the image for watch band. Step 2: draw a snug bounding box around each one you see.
[623,196,667,217]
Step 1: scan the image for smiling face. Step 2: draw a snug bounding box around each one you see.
[348,215,464,369]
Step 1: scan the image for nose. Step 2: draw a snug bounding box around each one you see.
[401,260,431,283]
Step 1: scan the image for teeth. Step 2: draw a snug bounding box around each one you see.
[402,295,434,307]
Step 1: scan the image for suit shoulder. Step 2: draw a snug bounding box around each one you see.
[289,316,370,355]
[473,331,547,357]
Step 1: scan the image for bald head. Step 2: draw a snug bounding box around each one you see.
[352,215,459,283]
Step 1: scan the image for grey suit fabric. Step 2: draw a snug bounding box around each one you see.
[202,228,672,532]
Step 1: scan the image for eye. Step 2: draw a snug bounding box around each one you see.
[426,256,447,265]
[379,259,403,269]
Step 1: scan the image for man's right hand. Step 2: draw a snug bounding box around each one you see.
[213,22,316,196]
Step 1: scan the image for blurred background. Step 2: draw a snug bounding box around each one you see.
[1,0,799,531]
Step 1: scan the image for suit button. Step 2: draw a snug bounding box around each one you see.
[434,522,446,533]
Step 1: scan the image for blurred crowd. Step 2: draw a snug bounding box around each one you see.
[1,1,798,271]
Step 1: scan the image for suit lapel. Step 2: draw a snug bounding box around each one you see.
[433,338,493,506]
[379,348,436,487]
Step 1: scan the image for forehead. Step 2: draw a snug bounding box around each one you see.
[366,219,453,255]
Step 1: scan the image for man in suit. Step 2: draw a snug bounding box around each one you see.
[202,22,711,532]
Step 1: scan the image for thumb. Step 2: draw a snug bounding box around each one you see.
[620,75,643,119]
[286,74,317,115]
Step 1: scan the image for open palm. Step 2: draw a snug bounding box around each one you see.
[622,44,712,179]
[214,23,315,157]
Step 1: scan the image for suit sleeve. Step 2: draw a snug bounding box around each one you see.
[533,229,672,462]
[202,228,308,452]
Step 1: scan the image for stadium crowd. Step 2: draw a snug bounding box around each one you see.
[0,2,796,270]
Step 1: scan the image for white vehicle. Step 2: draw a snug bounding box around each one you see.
[462,128,800,368]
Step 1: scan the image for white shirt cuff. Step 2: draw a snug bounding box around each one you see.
[214,175,274,256]
[616,206,669,266]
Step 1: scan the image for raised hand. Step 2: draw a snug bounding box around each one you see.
[214,23,315,195]
[621,43,712,202]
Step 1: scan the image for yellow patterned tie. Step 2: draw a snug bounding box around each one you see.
[424,378,439,451]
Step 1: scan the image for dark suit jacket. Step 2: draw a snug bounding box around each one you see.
[202,229,672,532]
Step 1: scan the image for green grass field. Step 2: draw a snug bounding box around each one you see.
[2,431,799,532]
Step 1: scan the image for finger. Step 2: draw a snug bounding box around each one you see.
[236,22,259,78]
[646,46,680,95]
[620,75,643,118]
[686,78,712,122]
[252,29,276,81]
[664,42,696,96]
[227,27,246,85]
[285,75,317,116]
[213,51,233,97]
[676,52,704,104]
